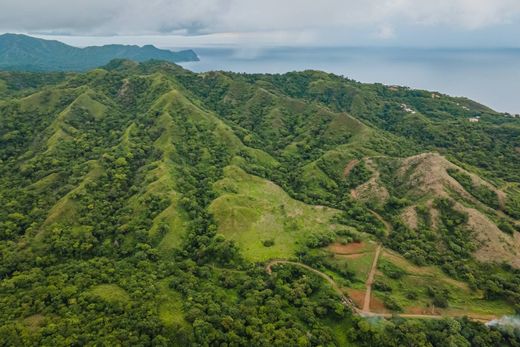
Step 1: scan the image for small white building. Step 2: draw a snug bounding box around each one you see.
[401,103,416,114]
[468,117,480,123]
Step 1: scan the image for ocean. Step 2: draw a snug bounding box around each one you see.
[179,46,520,114]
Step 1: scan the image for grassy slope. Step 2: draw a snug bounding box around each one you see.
[372,250,514,316]
[210,165,344,262]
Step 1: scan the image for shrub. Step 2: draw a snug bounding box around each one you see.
[262,239,275,247]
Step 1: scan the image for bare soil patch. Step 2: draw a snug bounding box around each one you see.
[337,253,364,259]
[406,306,440,315]
[329,242,366,255]
[351,158,389,203]
[345,289,365,308]
[401,206,418,230]
[463,203,520,268]
[343,159,359,178]
[369,295,388,313]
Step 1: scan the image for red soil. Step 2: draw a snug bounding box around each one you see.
[346,289,366,308]
[328,242,365,255]
[343,159,360,178]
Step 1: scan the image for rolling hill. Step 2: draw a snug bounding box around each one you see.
[0,60,519,346]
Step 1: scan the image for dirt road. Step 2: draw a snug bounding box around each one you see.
[363,244,382,312]
[265,257,495,323]
[266,260,355,308]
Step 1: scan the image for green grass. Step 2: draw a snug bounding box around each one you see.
[23,314,45,331]
[42,160,102,227]
[27,172,61,192]
[154,199,187,253]
[373,250,514,316]
[74,92,107,120]
[89,284,130,304]
[332,251,376,289]
[19,88,68,112]
[43,91,91,151]
[158,279,189,329]
[210,165,342,262]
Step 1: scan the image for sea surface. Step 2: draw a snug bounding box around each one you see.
[178,47,520,114]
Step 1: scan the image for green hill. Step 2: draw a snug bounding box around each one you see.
[0,60,519,346]
[0,33,199,72]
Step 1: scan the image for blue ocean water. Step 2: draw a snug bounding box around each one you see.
[179,47,520,114]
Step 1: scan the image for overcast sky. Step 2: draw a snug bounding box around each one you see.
[2,0,520,48]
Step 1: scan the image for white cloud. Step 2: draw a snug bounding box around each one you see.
[1,0,520,45]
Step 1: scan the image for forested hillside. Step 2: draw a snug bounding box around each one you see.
[0,34,199,72]
[0,60,519,346]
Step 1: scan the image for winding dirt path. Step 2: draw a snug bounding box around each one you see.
[266,260,355,308]
[369,210,393,234]
[265,258,495,323]
[343,159,360,178]
[363,244,382,312]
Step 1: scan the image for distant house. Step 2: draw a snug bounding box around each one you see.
[468,117,480,123]
[401,103,416,114]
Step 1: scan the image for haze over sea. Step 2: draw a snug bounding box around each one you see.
[179,47,520,115]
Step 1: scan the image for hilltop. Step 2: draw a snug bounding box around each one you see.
[0,60,519,346]
[0,34,199,72]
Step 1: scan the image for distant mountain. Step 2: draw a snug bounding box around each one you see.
[0,33,199,71]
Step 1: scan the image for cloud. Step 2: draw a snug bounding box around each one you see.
[1,0,520,45]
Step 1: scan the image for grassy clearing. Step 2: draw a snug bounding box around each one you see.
[325,240,378,289]
[210,165,343,262]
[23,314,45,331]
[373,250,514,316]
[154,200,187,253]
[324,242,514,317]
[89,284,130,304]
[158,279,189,329]
[27,172,61,193]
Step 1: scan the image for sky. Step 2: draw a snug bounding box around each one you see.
[1,0,520,48]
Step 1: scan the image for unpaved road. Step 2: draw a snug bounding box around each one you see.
[266,258,495,323]
[363,244,382,312]
[369,210,393,234]
[266,260,355,308]
[343,159,360,178]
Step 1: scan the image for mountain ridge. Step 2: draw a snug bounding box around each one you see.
[0,33,199,72]
[0,60,519,345]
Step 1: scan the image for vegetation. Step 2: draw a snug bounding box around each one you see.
[0,60,519,345]
[0,34,198,72]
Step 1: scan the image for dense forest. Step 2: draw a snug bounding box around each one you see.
[0,60,519,346]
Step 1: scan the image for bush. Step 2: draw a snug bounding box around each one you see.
[373,280,392,292]
[497,220,514,235]
[380,261,406,279]
[262,239,275,247]
[427,286,450,308]
[405,291,418,300]
[383,295,403,312]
